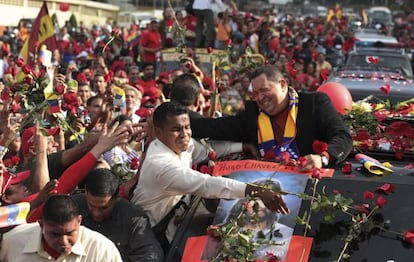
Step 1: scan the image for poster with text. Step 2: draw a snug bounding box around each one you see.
[203,160,311,261]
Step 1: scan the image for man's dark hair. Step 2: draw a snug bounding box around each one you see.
[86,95,105,106]
[250,65,284,83]
[153,101,189,128]
[140,62,154,71]
[85,168,119,199]
[169,73,201,106]
[109,114,132,128]
[42,195,80,223]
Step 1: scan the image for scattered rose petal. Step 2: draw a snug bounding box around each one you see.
[404,229,414,245]
[404,163,414,169]
[376,183,395,195]
[380,84,391,94]
[363,190,375,200]
[341,162,352,174]
[368,56,379,64]
[208,150,217,161]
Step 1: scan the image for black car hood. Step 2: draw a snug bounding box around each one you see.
[328,69,414,104]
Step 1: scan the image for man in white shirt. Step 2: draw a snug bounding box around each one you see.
[131,102,289,249]
[0,195,122,262]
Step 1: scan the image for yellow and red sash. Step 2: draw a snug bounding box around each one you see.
[257,88,299,160]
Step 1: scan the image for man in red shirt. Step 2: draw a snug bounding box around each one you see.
[139,18,162,65]
[137,62,158,95]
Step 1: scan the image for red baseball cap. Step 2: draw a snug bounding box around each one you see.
[21,126,60,156]
[2,170,31,193]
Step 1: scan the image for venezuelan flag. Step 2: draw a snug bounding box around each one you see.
[0,202,30,228]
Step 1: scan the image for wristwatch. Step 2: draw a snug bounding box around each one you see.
[320,154,329,167]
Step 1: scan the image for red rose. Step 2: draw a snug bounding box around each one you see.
[363,190,374,200]
[130,157,140,170]
[341,161,352,174]
[1,89,10,101]
[385,121,413,138]
[225,38,232,46]
[354,204,370,214]
[3,158,12,167]
[207,47,213,53]
[279,151,291,163]
[21,64,31,75]
[63,92,78,105]
[355,129,370,141]
[208,150,217,161]
[266,251,279,262]
[298,156,307,168]
[104,71,114,83]
[15,57,25,67]
[376,196,387,208]
[206,225,221,240]
[368,56,379,64]
[376,183,395,195]
[404,230,414,245]
[332,189,340,195]
[135,107,153,118]
[55,83,66,95]
[25,76,34,85]
[312,140,328,154]
[311,168,322,180]
[11,156,20,165]
[11,67,18,76]
[10,103,21,113]
[380,84,391,94]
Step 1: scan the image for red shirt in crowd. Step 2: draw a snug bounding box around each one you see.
[140,29,161,63]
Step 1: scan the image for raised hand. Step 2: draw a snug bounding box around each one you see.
[90,123,130,157]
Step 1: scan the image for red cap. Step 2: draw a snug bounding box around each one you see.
[2,170,31,193]
[21,126,60,156]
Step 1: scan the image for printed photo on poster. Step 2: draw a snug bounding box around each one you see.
[202,168,309,261]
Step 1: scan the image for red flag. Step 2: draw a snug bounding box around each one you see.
[19,2,57,67]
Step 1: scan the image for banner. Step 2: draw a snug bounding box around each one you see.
[19,2,58,66]
[182,160,330,261]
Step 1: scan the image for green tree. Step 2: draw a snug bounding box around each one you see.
[69,14,78,28]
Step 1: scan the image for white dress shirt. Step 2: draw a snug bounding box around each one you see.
[131,138,246,241]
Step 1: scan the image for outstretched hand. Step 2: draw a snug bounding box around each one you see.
[30,180,58,210]
[245,184,289,215]
[90,123,130,157]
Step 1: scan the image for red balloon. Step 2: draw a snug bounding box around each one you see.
[59,2,70,12]
[317,82,352,115]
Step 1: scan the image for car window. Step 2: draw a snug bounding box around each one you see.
[347,55,412,77]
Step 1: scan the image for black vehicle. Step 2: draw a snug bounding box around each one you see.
[327,46,414,104]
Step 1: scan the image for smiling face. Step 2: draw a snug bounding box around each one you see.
[251,73,289,116]
[40,216,82,255]
[155,113,191,154]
